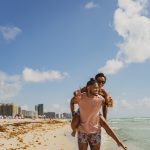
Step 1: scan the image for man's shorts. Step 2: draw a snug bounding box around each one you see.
[78,131,101,146]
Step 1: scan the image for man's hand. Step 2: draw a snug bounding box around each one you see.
[74,90,81,101]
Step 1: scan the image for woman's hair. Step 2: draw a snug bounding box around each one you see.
[86,78,97,87]
[95,72,106,83]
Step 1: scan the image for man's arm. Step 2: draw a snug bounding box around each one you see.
[100,116,127,150]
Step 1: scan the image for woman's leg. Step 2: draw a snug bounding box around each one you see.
[71,114,80,137]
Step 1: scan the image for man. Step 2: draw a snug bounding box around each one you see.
[70,73,113,136]
[71,78,127,150]
[71,73,112,119]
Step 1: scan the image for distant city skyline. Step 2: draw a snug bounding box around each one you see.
[0,0,150,118]
[0,102,71,120]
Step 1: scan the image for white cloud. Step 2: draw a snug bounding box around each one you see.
[99,59,124,74]
[0,72,22,101]
[45,102,70,113]
[110,97,150,117]
[84,2,99,9]
[137,97,150,108]
[0,67,69,101]
[113,99,133,110]
[52,104,60,109]
[114,0,150,63]
[22,67,69,83]
[120,99,134,109]
[0,25,22,41]
[20,105,29,110]
[114,97,150,110]
[99,0,150,74]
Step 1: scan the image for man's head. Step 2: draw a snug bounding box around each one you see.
[86,78,99,96]
[95,73,106,88]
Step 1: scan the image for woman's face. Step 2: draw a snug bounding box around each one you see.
[96,77,106,89]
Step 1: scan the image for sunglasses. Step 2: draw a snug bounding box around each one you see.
[97,80,105,85]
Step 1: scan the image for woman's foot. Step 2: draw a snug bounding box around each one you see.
[71,131,76,137]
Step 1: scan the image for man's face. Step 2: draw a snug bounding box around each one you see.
[88,83,99,96]
[96,77,105,89]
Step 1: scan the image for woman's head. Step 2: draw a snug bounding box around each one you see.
[95,73,106,88]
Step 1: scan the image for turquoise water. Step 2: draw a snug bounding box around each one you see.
[108,117,150,150]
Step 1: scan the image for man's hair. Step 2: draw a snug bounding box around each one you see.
[86,78,97,87]
[95,72,106,82]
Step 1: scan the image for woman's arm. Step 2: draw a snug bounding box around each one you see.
[70,90,82,116]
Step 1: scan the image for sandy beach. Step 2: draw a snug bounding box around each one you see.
[0,119,77,150]
[0,119,120,150]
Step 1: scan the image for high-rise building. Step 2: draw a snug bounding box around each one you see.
[55,114,59,118]
[18,106,21,115]
[62,112,71,119]
[0,103,18,117]
[21,110,37,118]
[38,104,43,115]
[35,104,44,116]
[44,112,55,119]
[35,105,38,111]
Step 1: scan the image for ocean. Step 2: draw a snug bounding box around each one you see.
[107,117,150,150]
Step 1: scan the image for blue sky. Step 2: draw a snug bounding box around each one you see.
[0,0,150,118]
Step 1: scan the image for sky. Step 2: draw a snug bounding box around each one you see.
[0,0,150,118]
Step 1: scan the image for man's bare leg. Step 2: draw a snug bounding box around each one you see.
[78,142,88,150]
[89,144,100,150]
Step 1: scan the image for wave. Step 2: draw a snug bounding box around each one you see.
[109,117,150,150]
[111,126,120,130]
[109,117,150,123]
